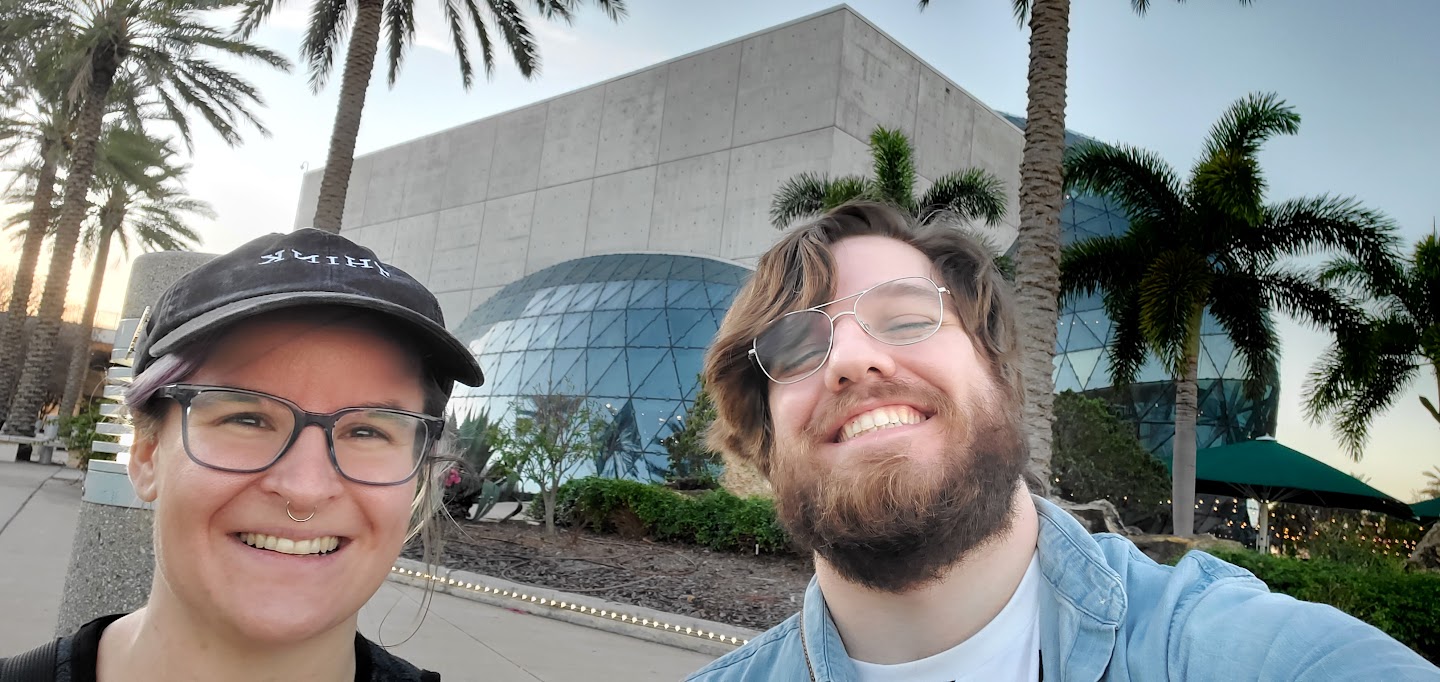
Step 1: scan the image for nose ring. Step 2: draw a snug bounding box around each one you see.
[286,500,316,523]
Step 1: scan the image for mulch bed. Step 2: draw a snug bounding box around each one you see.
[402,518,813,631]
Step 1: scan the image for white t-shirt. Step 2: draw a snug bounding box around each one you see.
[850,553,1042,682]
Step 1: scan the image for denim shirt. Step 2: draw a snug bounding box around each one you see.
[685,495,1438,682]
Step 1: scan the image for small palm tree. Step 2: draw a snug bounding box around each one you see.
[0,0,289,436]
[1419,466,1440,500]
[235,0,628,233]
[1059,92,1401,535]
[1303,230,1439,459]
[770,124,1006,235]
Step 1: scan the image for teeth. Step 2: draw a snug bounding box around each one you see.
[241,532,341,556]
[840,406,925,442]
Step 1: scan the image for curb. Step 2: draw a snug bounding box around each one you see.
[388,557,762,657]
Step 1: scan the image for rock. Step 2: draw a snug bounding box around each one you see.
[1052,498,1128,536]
[1407,523,1440,572]
[720,457,773,499]
[1129,533,1245,565]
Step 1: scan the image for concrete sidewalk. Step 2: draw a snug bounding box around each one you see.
[0,461,718,680]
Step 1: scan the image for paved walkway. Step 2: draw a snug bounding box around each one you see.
[0,461,717,680]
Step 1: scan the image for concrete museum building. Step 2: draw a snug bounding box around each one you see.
[292,5,1277,483]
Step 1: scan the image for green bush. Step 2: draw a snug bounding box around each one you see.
[1200,547,1440,663]
[549,476,794,555]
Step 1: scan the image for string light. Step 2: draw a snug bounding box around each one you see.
[390,566,750,648]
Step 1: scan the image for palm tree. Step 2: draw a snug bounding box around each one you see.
[916,0,1257,498]
[58,126,205,419]
[1058,92,1400,535]
[0,0,289,437]
[1419,466,1440,501]
[0,12,84,409]
[770,124,1007,237]
[1303,230,1439,459]
[235,0,627,234]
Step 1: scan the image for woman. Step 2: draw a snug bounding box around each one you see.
[1,228,482,681]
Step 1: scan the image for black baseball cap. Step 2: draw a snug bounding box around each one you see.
[132,228,484,392]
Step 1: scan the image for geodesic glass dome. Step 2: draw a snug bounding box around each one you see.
[448,253,750,483]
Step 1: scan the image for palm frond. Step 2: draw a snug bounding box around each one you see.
[1207,272,1279,400]
[443,0,475,89]
[1196,92,1300,171]
[867,125,917,214]
[385,0,418,85]
[1256,266,1363,335]
[487,0,540,78]
[1242,195,1402,274]
[770,172,847,230]
[1136,249,1213,375]
[1103,289,1148,390]
[463,0,496,79]
[1058,233,1136,305]
[918,168,1006,227]
[1063,141,1185,230]
[298,0,350,92]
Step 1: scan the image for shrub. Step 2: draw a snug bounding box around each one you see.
[1052,390,1171,531]
[1199,547,1440,663]
[550,476,795,555]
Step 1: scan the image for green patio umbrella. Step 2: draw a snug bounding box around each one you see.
[1186,437,1417,552]
[1413,497,1440,524]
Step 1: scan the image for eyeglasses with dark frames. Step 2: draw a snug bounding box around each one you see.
[155,384,444,486]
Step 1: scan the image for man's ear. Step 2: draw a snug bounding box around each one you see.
[128,432,160,503]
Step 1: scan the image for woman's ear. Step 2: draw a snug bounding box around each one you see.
[127,431,161,503]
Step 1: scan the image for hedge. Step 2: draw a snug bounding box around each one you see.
[1203,547,1439,663]
[549,476,794,555]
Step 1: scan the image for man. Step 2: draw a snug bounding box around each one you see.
[685,202,1436,681]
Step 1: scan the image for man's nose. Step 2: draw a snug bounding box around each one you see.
[822,312,897,390]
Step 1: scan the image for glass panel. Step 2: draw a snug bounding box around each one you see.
[1054,359,1081,393]
[549,349,585,387]
[528,314,563,350]
[634,352,679,401]
[1067,349,1101,388]
[672,348,706,388]
[626,348,664,395]
[592,354,631,398]
[627,279,665,306]
[582,347,623,393]
[627,309,669,348]
[590,310,628,347]
[665,308,708,345]
[594,281,631,310]
[570,283,603,311]
[555,313,591,349]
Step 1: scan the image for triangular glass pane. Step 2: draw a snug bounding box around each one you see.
[666,280,702,307]
[555,313,591,349]
[588,309,627,347]
[1055,358,1081,392]
[1068,349,1102,388]
[1198,346,1222,380]
[570,283,603,311]
[613,256,651,281]
[666,308,709,345]
[543,284,579,314]
[679,312,722,348]
[635,351,679,400]
[627,279,665,306]
[675,285,713,310]
[627,348,664,395]
[549,349,585,387]
[520,290,553,317]
[1136,355,1169,383]
[595,281,631,310]
[673,348,706,391]
[528,314,563,350]
[592,353,631,397]
[587,257,621,282]
[1223,352,1249,380]
[633,281,670,309]
[1055,316,1075,353]
[670,258,705,281]
[506,319,537,352]
[521,355,553,393]
[584,347,624,392]
[627,309,669,348]
[1085,352,1114,390]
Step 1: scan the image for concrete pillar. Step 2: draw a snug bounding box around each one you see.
[54,250,214,635]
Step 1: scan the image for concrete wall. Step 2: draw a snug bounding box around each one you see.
[293,5,1024,331]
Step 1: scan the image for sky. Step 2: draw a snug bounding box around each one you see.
[2,0,1437,501]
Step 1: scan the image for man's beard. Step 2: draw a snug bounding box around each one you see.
[769,378,1028,594]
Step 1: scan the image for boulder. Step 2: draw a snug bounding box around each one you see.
[1129,533,1245,565]
[1052,498,1128,536]
[1407,523,1440,572]
[720,457,773,499]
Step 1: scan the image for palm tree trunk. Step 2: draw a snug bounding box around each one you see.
[1013,0,1070,497]
[1,56,117,437]
[0,139,62,410]
[59,215,118,422]
[1171,318,1203,537]
[311,0,384,233]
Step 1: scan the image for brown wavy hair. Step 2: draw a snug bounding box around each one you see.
[702,201,1022,479]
